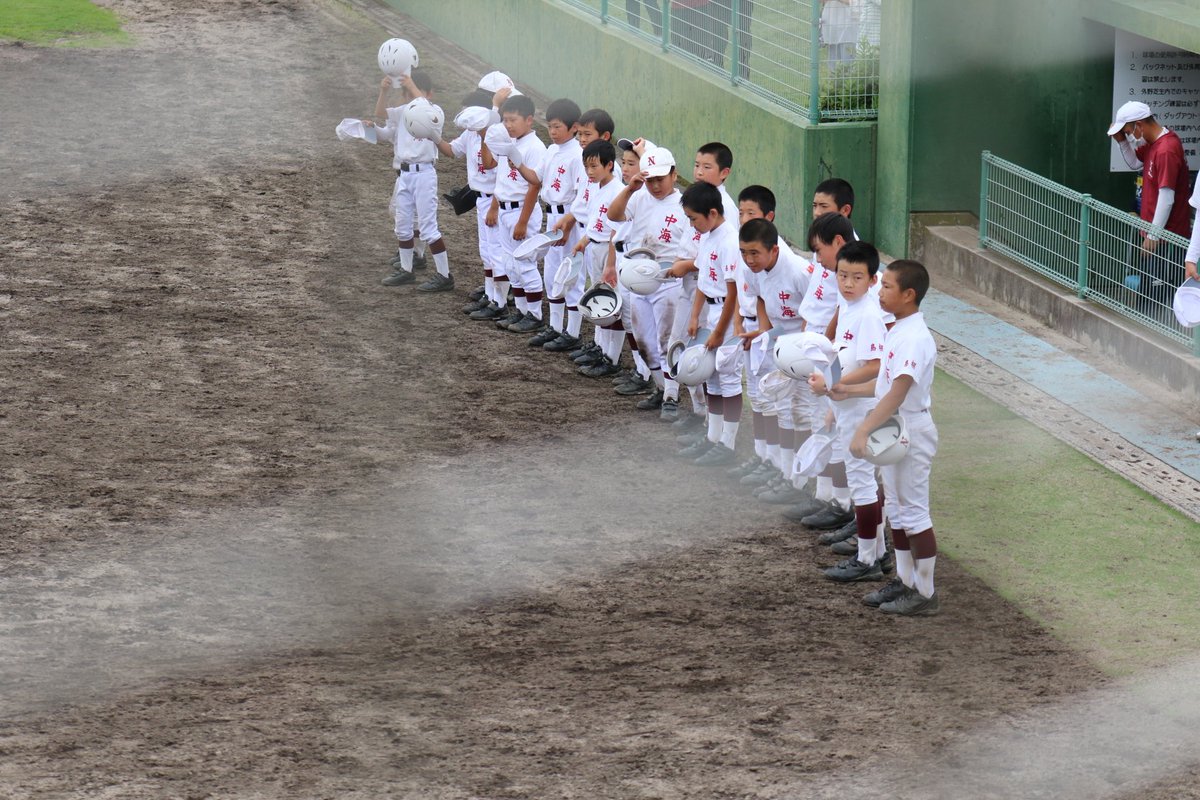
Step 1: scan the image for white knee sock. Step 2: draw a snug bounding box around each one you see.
[494,278,510,307]
[396,247,414,273]
[815,477,833,502]
[833,485,851,509]
[895,550,915,587]
[719,419,739,449]
[566,308,583,337]
[650,368,665,389]
[414,239,427,258]
[601,328,622,362]
[706,412,721,443]
[857,535,877,566]
[549,301,565,333]
[433,250,450,277]
[664,377,679,402]
[514,294,528,314]
[914,555,936,598]
[632,350,650,380]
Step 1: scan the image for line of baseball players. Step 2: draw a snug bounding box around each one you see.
[356,68,942,617]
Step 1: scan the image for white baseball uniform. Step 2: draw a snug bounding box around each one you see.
[695,220,742,398]
[448,128,501,276]
[376,99,443,246]
[831,292,888,507]
[495,131,548,292]
[876,311,938,534]
[580,176,625,287]
[741,245,811,415]
[538,139,584,303]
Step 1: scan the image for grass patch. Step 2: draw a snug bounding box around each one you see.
[0,0,129,47]
[934,369,1200,676]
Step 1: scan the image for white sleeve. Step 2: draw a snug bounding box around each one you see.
[1117,137,1142,170]
[448,133,468,159]
[1148,187,1175,239]
[375,107,401,144]
[1188,216,1200,265]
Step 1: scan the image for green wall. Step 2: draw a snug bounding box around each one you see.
[879,0,1200,255]
[392,0,876,245]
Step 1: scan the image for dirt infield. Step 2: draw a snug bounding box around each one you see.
[1,1,1189,797]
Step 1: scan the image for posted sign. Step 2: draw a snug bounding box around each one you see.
[1111,29,1200,173]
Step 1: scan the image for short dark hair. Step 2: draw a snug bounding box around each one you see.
[410,67,433,95]
[582,139,616,168]
[500,94,535,118]
[681,181,723,217]
[814,178,854,214]
[836,241,880,276]
[460,87,494,109]
[886,259,930,305]
[739,218,779,249]
[697,141,733,171]
[737,185,776,216]
[545,98,581,128]
[578,108,615,137]
[807,211,855,249]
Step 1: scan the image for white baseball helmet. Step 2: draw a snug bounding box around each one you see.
[378,38,418,80]
[674,344,717,387]
[478,70,522,97]
[579,284,623,327]
[618,254,667,296]
[403,99,443,140]
[773,331,834,380]
[666,339,687,374]
[864,415,909,466]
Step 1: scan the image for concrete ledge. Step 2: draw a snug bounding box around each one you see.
[915,224,1200,397]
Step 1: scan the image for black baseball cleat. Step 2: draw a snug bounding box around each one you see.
[676,430,706,447]
[671,411,703,432]
[740,462,777,487]
[543,333,583,352]
[569,343,593,360]
[863,577,908,608]
[382,269,416,286]
[879,548,896,574]
[574,347,605,367]
[817,519,859,545]
[615,375,653,396]
[637,389,665,410]
[469,302,504,321]
[830,536,859,556]
[495,310,524,329]
[468,285,486,302]
[727,457,762,479]
[782,496,830,522]
[463,296,490,314]
[611,369,635,385]
[677,437,713,459]
[528,327,560,347]
[658,397,679,421]
[758,483,808,504]
[412,252,428,271]
[879,588,940,616]
[510,313,546,333]
[579,355,621,378]
[694,442,736,466]
[824,557,884,583]
[416,273,454,293]
[802,502,855,530]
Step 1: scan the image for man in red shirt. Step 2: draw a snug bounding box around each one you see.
[1109,100,1194,308]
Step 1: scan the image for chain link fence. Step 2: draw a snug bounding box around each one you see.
[555,0,879,122]
[980,151,1199,352]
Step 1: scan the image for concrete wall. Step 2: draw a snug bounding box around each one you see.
[915,225,1200,397]
[390,0,877,244]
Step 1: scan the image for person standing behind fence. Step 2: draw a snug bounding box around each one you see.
[671,0,722,65]
[626,0,663,35]
[708,0,754,80]
[1108,101,1193,311]
[820,0,857,69]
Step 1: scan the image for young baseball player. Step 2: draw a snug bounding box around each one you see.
[432,87,503,315]
[674,181,742,466]
[808,241,889,582]
[569,139,625,377]
[544,108,616,354]
[608,140,656,396]
[486,94,548,333]
[736,218,813,490]
[527,98,585,348]
[843,259,939,616]
[606,145,692,417]
[366,69,453,292]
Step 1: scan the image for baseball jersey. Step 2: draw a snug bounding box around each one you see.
[448,129,496,194]
[799,254,839,331]
[616,188,690,262]
[376,100,442,167]
[583,177,625,241]
[695,220,740,300]
[538,139,583,207]
[835,292,888,372]
[743,245,810,333]
[877,311,936,415]
[495,131,548,203]
[680,184,739,260]
[1136,129,1192,236]
[735,261,759,319]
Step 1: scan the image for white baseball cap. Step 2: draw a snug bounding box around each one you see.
[1107,101,1152,136]
[640,146,675,177]
[477,70,522,97]
[1173,279,1200,328]
[617,136,655,152]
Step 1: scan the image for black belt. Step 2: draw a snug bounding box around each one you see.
[543,203,567,214]
[498,201,521,210]
[397,162,429,173]
[705,295,720,305]
[742,314,756,323]
[614,241,626,253]
[588,236,607,245]
[477,191,493,198]
[577,221,585,229]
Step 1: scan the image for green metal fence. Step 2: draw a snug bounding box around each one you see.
[555,0,878,122]
[980,151,1199,354]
